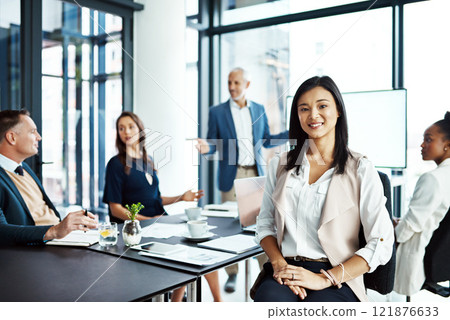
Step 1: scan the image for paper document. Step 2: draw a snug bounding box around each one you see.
[198,234,259,254]
[137,244,236,266]
[141,223,185,238]
[46,230,99,247]
[201,210,238,218]
[204,202,237,211]
[141,223,216,238]
[202,202,238,218]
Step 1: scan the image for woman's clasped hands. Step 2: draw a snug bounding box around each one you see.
[273,263,331,299]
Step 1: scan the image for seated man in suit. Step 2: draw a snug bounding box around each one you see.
[0,110,97,245]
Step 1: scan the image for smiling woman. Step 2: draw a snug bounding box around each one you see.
[297,87,339,147]
[253,76,394,302]
[287,76,350,176]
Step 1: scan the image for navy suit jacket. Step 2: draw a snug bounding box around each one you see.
[206,100,289,192]
[0,162,60,245]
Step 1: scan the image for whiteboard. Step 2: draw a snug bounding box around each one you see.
[343,89,406,168]
[285,89,407,168]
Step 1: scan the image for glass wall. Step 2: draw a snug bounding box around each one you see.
[185,25,200,192]
[403,0,450,198]
[0,0,20,110]
[221,7,392,165]
[41,0,123,210]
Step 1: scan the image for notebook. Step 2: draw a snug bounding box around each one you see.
[234,176,266,233]
[46,230,99,247]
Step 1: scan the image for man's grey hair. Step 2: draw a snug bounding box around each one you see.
[229,67,250,82]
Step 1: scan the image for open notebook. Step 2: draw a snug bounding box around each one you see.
[46,230,99,247]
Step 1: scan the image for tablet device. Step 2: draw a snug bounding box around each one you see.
[132,242,185,256]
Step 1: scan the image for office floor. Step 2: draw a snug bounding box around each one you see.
[201,257,261,302]
[200,258,449,303]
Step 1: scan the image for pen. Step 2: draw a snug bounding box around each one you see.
[84,209,88,232]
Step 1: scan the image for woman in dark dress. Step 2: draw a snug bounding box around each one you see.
[104,112,202,222]
[103,111,221,302]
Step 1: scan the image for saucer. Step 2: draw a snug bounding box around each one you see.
[180,216,208,222]
[182,231,215,242]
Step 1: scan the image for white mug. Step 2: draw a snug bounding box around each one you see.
[185,207,202,221]
[187,220,208,238]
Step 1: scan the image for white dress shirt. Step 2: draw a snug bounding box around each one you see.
[0,153,22,174]
[229,99,255,166]
[256,154,393,271]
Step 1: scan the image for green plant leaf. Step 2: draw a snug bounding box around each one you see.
[125,202,145,221]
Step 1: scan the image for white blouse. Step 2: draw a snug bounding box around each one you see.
[256,154,394,272]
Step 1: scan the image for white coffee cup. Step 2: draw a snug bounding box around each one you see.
[185,207,202,221]
[187,220,208,238]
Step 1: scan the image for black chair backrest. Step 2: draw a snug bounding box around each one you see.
[424,207,450,283]
[358,171,396,294]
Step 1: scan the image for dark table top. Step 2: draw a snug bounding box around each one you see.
[0,244,196,302]
[88,214,263,275]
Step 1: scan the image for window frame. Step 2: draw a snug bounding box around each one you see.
[18,0,143,211]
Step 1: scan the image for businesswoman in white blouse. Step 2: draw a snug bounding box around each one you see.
[253,76,394,302]
[394,112,450,296]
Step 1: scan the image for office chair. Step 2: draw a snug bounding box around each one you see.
[422,207,450,297]
[359,171,396,294]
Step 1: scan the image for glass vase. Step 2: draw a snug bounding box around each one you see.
[122,220,142,246]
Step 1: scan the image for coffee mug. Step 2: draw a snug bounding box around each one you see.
[187,220,208,238]
[185,207,202,221]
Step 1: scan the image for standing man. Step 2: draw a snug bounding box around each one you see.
[0,110,97,245]
[196,67,288,292]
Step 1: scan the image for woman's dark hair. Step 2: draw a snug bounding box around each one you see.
[433,111,450,141]
[286,76,351,174]
[115,111,153,174]
[0,109,30,143]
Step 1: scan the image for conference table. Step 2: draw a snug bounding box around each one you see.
[89,214,264,301]
[0,244,196,302]
[0,214,263,302]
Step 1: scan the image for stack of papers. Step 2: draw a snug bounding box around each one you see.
[141,223,217,238]
[46,230,99,247]
[198,234,259,254]
[202,202,238,218]
[141,223,186,238]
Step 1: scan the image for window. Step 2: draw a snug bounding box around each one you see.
[41,0,123,210]
[404,0,450,198]
[0,0,20,110]
[221,7,392,165]
[185,26,200,190]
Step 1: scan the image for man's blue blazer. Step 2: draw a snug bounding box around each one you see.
[206,100,289,192]
[0,162,60,245]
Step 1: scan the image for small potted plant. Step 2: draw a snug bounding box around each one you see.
[122,202,144,246]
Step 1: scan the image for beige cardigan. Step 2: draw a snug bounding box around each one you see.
[271,152,368,301]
